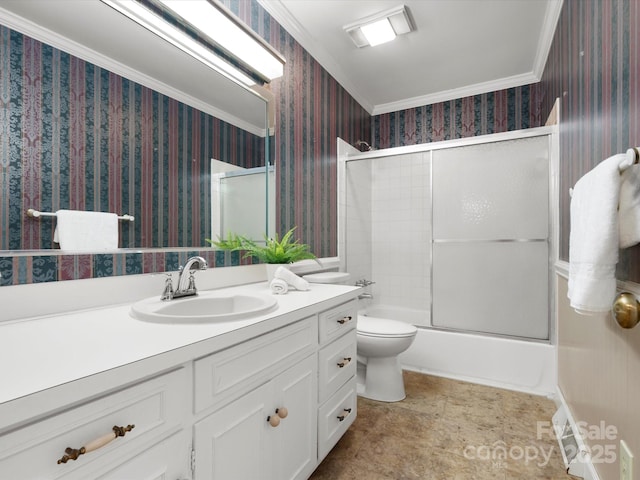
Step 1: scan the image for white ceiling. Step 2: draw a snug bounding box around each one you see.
[259,0,563,115]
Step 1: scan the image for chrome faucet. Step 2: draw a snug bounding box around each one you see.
[168,256,208,300]
[355,278,375,300]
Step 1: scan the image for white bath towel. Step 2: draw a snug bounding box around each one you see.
[54,210,119,252]
[619,149,640,248]
[269,278,289,295]
[274,266,310,291]
[568,153,630,313]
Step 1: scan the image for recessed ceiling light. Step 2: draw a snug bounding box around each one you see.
[344,5,414,48]
[360,18,396,47]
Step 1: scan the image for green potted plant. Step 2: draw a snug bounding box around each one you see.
[206,227,316,279]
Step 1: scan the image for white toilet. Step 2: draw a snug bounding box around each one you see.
[303,272,418,402]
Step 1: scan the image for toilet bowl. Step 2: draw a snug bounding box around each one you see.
[356,315,417,402]
[303,271,418,402]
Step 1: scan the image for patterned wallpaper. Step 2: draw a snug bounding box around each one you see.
[227,0,371,259]
[0,0,370,285]
[6,0,636,285]
[539,0,639,281]
[0,27,264,252]
[373,84,544,148]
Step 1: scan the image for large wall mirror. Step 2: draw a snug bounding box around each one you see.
[0,0,275,263]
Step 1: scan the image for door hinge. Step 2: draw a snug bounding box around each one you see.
[190,448,196,473]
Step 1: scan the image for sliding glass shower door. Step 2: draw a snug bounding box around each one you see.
[431,135,550,339]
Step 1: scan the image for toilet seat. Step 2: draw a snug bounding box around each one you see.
[357,315,417,338]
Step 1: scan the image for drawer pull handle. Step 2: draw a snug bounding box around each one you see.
[267,407,288,427]
[57,424,135,464]
[336,316,352,325]
[337,408,352,422]
[337,357,352,368]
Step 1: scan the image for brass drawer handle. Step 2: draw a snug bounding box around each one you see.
[336,408,352,422]
[336,315,352,325]
[337,357,352,368]
[57,424,135,464]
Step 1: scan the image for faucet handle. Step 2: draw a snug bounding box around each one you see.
[160,273,174,301]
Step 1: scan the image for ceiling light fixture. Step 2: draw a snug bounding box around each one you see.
[344,5,414,48]
[102,0,285,86]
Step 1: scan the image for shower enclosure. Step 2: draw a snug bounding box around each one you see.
[210,159,276,242]
[338,126,558,394]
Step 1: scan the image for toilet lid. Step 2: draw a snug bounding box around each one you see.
[357,315,418,337]
[303,272,351,284]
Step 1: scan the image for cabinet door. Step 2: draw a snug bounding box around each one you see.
[194,381,274,480]
[273,355,317,480]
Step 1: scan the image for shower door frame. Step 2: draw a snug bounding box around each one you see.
[337,125,560,344]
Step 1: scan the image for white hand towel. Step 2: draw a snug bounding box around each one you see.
[274,266,310,291]
[568,153,628,313]
[270,278,289,295]
[54,210,119,252]
[619,159,640,249]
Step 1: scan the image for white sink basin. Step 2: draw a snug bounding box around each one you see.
[131,291,278,323]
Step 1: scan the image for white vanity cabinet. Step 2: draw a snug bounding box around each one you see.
[194,355,317,480]
[0,368,191,479]
[192,300,358,480]
[192,316,318,480]
[0,285,359,480]
[317,301,358,460]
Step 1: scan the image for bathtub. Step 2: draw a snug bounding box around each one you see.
[361,304,557,396]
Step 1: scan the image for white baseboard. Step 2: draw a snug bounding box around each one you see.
[553,387,601,480]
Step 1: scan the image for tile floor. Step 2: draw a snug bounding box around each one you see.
[310,370,579,480]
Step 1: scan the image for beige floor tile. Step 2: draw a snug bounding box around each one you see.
[310,372,570,480]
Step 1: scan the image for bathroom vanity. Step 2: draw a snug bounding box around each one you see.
[0,276,359,479]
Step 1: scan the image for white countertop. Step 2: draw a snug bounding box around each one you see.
[0,281,359,409]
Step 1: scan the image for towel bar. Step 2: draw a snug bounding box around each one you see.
[26,208,134,222]
[612,292,639,329]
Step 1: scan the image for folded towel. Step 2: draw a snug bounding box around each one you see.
[54,209,119,252]
[619,149,640,248]
[274,266,310,291]
[568,153,628,313]
[270,278,289,295]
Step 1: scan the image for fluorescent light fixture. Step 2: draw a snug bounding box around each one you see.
[344,5,414,48]
[360,18,396,47]
[102,0,284,85]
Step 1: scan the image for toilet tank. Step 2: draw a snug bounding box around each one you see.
[303,272,351,285]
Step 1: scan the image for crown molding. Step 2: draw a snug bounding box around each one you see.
[371,71,540,116]
[257,0,374,114]
[533,0,564,79]
[259,0,562,117]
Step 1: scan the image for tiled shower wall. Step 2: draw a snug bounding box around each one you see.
[370,153,431,318]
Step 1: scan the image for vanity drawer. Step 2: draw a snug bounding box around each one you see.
[0,368,188,480]
[318,328,357,403]
[318,378,357,461]
[194,316,317,414]
[318,300,357,345]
